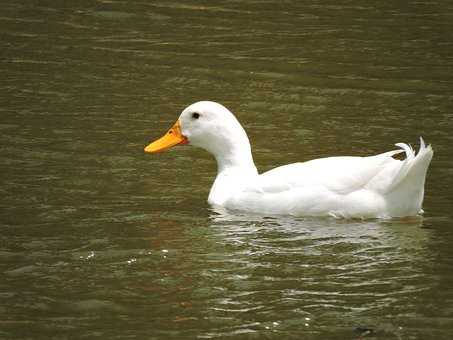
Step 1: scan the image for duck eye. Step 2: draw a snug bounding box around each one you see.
[192,112,200,119]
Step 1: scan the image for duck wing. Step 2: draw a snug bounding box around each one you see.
[246,149,405,196]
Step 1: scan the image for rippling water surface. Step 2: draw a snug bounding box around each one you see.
[1,1,453,339]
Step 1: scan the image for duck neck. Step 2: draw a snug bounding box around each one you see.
[208,142,258,206]
[214,142,257,174]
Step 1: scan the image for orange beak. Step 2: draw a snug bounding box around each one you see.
[144,119,188,153]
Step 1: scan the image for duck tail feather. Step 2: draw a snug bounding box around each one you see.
[395,142,415,161]
[387,138,433,194]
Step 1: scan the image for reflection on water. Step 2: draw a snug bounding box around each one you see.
[1,0,453,339]
[206,212,431,337]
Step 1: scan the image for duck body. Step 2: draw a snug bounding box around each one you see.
[145,101,433,219]
[209,144,433,219]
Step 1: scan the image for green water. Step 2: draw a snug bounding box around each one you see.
[1,1,453,339]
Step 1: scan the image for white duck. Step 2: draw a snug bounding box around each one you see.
[145,101,433,219]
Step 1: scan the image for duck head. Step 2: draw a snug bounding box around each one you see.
[144,101,253,168]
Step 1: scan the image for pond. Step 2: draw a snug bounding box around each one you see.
[1,1,453,339]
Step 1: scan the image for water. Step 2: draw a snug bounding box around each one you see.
[1,0,453,339]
